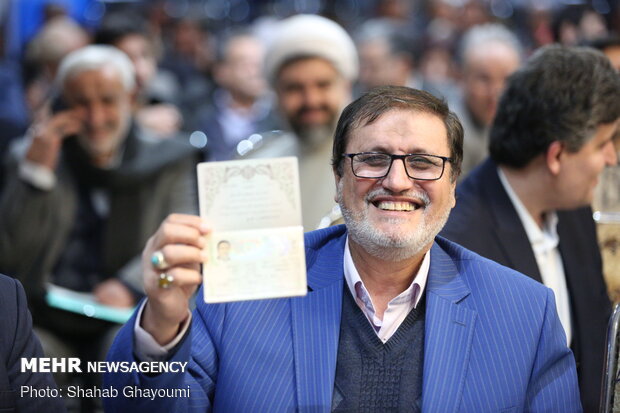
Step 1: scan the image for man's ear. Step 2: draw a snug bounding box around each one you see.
[546,140,564,176]
[333,168,341,202]
[450,181,457,209]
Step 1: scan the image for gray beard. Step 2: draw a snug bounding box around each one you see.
[293,123,334,148]
[337,180,451,262]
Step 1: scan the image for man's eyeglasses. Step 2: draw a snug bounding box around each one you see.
[343,152,453,181]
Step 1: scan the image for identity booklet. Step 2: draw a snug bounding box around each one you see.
[197,157,307,303]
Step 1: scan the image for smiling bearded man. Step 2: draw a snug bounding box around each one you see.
[334,91,459,263]
[105,86,581,413]
[338,177,447,262]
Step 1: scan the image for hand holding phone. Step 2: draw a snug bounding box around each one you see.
[25,96,83,171]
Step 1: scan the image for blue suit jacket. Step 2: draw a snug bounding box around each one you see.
[104,225,581,412]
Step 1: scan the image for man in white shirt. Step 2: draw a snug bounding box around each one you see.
[441,45,620,412]
[104,85,580,412]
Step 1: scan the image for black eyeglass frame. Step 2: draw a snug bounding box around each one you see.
[342,152,454,181]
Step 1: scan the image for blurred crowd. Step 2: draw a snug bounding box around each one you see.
[0,0,618,411]
[0,0,618,159]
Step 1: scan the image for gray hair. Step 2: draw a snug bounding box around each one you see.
[56,45,136,91]
[459,23,524,65]
[355,19,415,60]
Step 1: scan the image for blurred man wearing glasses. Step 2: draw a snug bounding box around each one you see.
[105,86,580,412]
[442,45,620,412]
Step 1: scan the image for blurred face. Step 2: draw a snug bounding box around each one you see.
[115,34,156,91]
[579,11,608,42]
[336,109,456,261]
[555,120,619,208]
[358,39,410,90]
[174,20,202,55]
[63,67,133,163]
[275,57,350,141]
[463,42,520,127]
[218,36,266,101]
[420,47,454,85]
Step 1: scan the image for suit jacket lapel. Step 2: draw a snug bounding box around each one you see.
[480,161,542,282]
[556,208,592,294]
[423,242,477,412]
[291,231,346,412]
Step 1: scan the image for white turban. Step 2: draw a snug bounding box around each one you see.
[264,14,359,85]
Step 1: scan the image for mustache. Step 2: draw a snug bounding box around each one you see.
[294,105,331,117]
[365,188,430,207]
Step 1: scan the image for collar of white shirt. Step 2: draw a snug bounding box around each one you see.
[497,167,572,345]
[497,167,559,252]
[343,236,430,343]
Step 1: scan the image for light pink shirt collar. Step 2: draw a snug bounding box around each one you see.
[343,237,430,342]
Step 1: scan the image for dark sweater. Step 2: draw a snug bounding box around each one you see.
[332,285,425,412]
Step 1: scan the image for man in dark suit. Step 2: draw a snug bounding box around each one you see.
[0,273,65,412]
[441,45,620,412]
[189,29,276,162]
